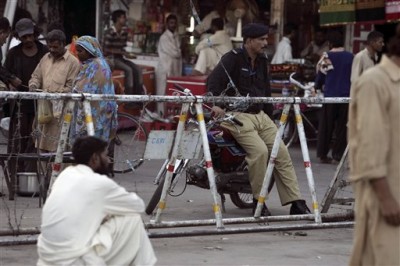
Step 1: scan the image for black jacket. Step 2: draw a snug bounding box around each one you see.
[207,47,273,118]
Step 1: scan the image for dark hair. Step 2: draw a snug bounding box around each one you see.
[283,23,297,36]
[47,29,66,44]
[0,17,10,31]
[367,31,384,44]
[111,9,126,23]
[211,18,224,31]
[72,136,108,165]
[166,14,178,23]
[327,30,344,48]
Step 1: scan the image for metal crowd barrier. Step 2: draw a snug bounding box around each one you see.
[0,91,352,242]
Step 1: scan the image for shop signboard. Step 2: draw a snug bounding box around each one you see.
[319,0,356,25]
[319,0,397,25]
[386,0,400,20]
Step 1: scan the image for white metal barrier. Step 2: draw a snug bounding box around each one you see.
[0,91,351,238]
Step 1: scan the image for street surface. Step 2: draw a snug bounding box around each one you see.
[0,141,354,266]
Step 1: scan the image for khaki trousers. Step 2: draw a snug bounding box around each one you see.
[222,111,301,205]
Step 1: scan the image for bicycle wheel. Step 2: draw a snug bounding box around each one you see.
[112,113,148,174]
[145,159,189,214]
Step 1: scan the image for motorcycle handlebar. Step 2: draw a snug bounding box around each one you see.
[173,83,185,91]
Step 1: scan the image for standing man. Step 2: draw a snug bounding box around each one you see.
[37,136,157,265]
[103,10,144,100]
[29,29,80,153]
[0,17,21,90]
[348,30,400,266]
[351,30,384,83]
[4,18,48,183]
[156,14,182,114]
[192,18,233,76]
[314,31,353,164]
[271,23,297,64]
[207,23,310,216]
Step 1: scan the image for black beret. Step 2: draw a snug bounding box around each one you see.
[242,23,269,38]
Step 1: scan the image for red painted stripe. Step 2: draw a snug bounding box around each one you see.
[205,161,213,168]
[304,161,311,168]
[53,163,61,172]
[167,164,175,172]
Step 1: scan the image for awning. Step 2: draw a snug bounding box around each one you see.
[319,0,400,26]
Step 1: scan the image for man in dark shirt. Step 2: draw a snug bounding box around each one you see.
[103,9,143,101]
[0,17,21,90]
[4,18,48,187]
[314,31,353,163]
[207,23,310,216]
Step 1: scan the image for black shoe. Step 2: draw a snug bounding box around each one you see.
[290,200,311,215]
[252,198,271,216]
[319,156,333,164]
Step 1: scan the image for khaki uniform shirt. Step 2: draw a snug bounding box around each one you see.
[29,50,80,151]
[348,55,400,266]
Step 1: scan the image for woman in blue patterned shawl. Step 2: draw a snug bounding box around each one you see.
[70,35,118,143]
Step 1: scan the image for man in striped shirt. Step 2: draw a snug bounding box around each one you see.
[103,10,143,100]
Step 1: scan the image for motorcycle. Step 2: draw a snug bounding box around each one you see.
[145,111,274,215]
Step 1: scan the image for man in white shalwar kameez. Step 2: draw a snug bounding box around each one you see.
[37,136,156,266]
[156,14,182,114]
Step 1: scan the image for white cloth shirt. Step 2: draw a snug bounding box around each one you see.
[271,37,293,64]
[37,164,148,265]
[194,30,233,74]
[195,30,232,55]
[351,48,377,83]
[156,29,182,113]
[157,29,182,77]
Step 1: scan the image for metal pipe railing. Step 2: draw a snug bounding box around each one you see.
[0,221,354,245]
[0,212,353,237]
[0,91,350,104]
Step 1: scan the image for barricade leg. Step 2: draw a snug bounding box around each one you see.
[154,103,190,223]
[194,103,224,229]
[47,100,75,196]
[254,104,291,218]
[82,100,95,136]
[293,103,321,223]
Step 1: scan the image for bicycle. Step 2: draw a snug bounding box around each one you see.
[273,73,321,148]
[110,111,148,174]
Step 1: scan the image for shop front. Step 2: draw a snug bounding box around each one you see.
[319,0,400,53]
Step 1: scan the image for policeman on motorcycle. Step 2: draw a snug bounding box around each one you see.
[207,23,310,216]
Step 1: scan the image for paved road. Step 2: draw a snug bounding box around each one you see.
[0,142,354,266]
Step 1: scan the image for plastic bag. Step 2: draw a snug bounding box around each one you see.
[37,99,53,124]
